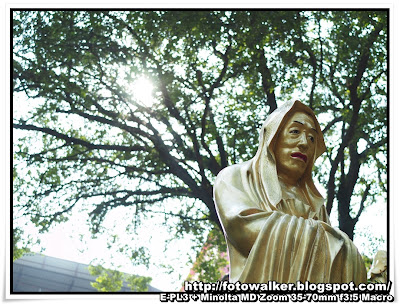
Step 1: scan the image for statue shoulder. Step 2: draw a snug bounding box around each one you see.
[214,161,251,189]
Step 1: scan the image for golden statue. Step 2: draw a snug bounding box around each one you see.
[214,100,367,284]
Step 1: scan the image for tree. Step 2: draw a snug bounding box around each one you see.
[88,265,124,292]
[184,227,229,283]
[88,265,152,292]
[13,10,387,277]
[13,227,32,261]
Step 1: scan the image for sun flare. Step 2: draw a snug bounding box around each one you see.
[132,77,155,107]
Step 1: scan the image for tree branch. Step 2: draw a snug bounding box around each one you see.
[322,117,342,134]
[354,183,371,223]
[13,122,145,152]
[255,48,277,113]
[348,23,384,101]
[143,208,208,222]
[359,137,387,160]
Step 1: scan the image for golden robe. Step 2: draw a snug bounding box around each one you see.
[213,100,367,284]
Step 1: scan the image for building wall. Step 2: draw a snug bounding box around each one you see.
[12,253,160,293]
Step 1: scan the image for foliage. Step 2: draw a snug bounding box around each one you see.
[13,227,32,261]
[362,255,373,275]
[13,10,387,280]
[88,264,151,292]
[126,274,152,292]
[184,226,229,283]
[88,265,124,292]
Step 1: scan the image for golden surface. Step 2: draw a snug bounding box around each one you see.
[214,100,367,284]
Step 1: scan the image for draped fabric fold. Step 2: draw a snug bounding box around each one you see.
[213,100,367,284]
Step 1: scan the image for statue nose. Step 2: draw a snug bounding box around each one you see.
[298,133,308,151]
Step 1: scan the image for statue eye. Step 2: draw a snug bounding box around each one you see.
[309,136,315,143]
[290,129,299,134]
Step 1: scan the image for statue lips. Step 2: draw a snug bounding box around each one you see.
[291,152,307,163]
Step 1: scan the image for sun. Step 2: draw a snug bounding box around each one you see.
[132,77,155,107]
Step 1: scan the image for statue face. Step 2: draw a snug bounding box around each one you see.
[274,112,317,185]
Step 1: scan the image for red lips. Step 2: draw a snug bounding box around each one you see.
[291,152,307,163]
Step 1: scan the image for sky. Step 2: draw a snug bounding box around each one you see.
[4,1,400,303]
[27,207,197,291]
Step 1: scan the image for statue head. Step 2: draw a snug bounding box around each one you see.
[274,111,318,186]
[248,100,326,209]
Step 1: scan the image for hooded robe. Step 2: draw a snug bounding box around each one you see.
[213,100,367,284]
